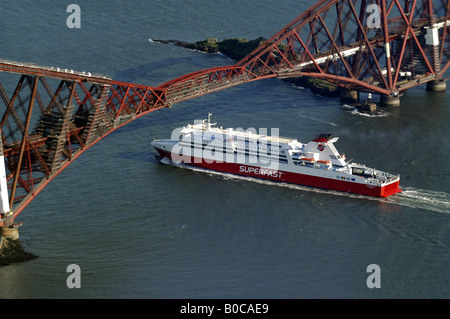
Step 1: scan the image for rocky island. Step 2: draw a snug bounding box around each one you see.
[151,37,266,61]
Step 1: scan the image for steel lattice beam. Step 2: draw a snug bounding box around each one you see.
[0,72,167,224]
[236,0,449,95]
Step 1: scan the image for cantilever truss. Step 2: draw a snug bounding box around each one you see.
[236,0,450,94]
[0,68,166,221]
[0,0,448,225]
[149,0,449,102]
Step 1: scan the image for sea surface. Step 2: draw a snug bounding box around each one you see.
[0,0,448,299]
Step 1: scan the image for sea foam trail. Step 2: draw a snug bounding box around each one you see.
[158,157,450,214]
[385,187,450,214]
[341,104,390,118]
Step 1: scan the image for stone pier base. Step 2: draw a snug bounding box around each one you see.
[340,89,359,103]
[379,94,400,108]
[426,80,447,92]
[1,226,37,266]
[1,225,19,241]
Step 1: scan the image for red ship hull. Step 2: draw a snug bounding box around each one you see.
[155,149,401,198]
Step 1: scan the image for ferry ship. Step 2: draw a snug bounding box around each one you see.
[152,114,401,198]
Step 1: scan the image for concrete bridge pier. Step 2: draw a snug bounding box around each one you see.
[426,80,447,92]
[379,94,400,108]
[0,225,20,255]
[0,224,37,266]
[1,225,19,241]
[340,89,359,103]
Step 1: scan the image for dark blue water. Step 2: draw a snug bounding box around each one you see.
[0,0,448,299]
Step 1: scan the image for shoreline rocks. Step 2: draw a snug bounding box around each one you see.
[0,236,38,266]
[151,37,267,61]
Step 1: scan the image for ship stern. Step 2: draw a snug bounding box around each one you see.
[380,179,402,197]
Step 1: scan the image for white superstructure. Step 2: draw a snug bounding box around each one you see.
[152,114,401,197]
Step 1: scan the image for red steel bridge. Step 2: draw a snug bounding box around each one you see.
[0,0,449,229]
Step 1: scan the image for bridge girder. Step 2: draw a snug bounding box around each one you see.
[236,0,449,94]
